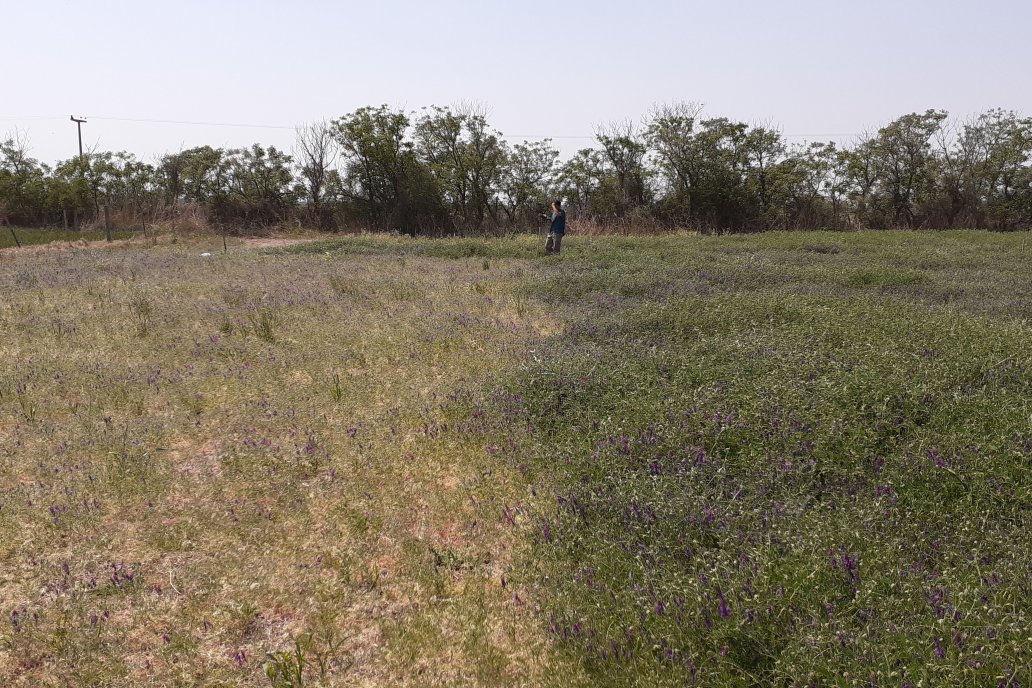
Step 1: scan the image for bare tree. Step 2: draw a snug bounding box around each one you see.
[295,120,338,228]
[0,128,36,176]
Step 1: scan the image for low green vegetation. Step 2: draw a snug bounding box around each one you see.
[1,231,1029,686]
[474,231,1031,686]
[283,234,546,260]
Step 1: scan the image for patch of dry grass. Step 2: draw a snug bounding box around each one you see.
[0,240,582,686]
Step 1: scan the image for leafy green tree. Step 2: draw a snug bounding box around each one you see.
[156,151,185,206]
[790,141,850,229]
[844,135,884,227]
[556,148,607,216]
[873,109,948,227]
[50,157,93,220]
[225,144,296,225]
[414,104,507,231]
[0,133,50,225]
[936,109,1032,228]
[595,121,651,217]
[173,146,230,206]
[689,117,751,229]
[105,153,156,216]
[499,139,558,226]
[332,105,412,228]
[331,106,448,233]
[743,126,790,227]
[645,102,704,223]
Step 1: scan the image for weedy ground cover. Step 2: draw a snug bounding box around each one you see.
[1,231,1029,687]
[0,241,579,685]
[456,231,1030,687]
[288,234,548,261]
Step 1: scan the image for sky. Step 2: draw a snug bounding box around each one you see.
[3,0,1031,165]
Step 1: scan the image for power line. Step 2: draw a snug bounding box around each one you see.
[502,133,860,141]
[2,114,862,141]
[90,116,295,130]
[501,134,596,139]
[89,118,602,139]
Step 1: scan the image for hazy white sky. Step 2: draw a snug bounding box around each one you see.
[4,0,1030,164]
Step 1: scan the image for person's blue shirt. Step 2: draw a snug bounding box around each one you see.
[549,209,566,235]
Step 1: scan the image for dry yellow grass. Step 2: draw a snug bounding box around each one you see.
[0,240,583,686]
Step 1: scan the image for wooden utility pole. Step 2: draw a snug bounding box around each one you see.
[70,116,87,160]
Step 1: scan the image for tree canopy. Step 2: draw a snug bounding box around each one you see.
[3,105,1030,233]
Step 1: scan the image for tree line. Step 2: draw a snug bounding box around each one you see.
[2,104,1030,233]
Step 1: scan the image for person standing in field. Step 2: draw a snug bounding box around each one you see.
[544,200,566,254]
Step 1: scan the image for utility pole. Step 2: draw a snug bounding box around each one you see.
[70,116,87,230]
[70,115,86,160]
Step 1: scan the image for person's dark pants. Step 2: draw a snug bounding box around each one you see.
[545,233,563,254]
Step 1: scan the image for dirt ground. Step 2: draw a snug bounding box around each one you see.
[237,237,315,249]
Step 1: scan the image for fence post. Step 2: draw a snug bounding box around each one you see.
[104,205,112,242]
[8,226,20,248]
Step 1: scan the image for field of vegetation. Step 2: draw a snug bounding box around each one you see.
[1,231,1029,686]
